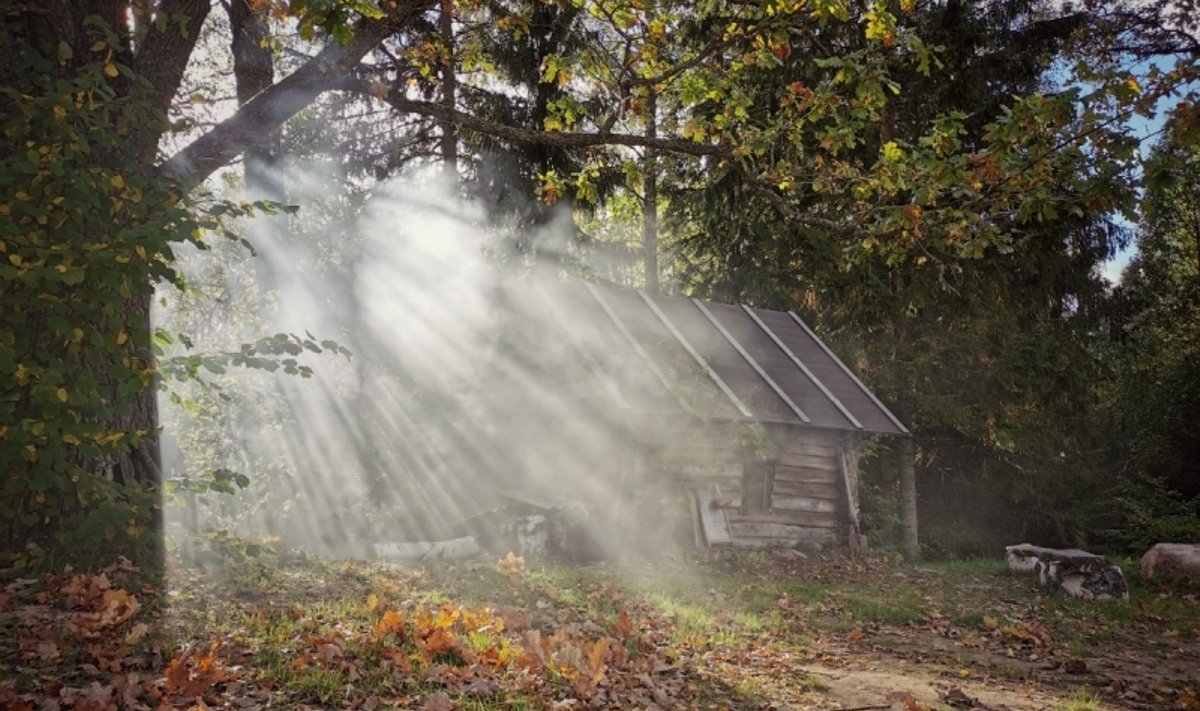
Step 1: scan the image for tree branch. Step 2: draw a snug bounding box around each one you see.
[353,83,726,159]
[357,82,862,234]
[160,0,437,190]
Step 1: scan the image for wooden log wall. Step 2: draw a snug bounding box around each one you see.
[652,425,853,550]
[721,430,846,548]
[770,431,842,526]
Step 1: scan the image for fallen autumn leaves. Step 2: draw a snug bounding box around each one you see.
[1,551,1198,710]
[0,554,733,710]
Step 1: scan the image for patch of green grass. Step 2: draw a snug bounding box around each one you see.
[730,610,764,632]
[917,558,1007,576]
[458,696,532,710]
[730,677,767,702]
[846,597,925,625]
[951,610,986,628]
[1053,687,1107,711]
[647,594,739,647]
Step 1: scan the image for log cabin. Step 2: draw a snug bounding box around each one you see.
[502,279,911,553]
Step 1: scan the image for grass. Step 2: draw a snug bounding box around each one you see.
[1054,687,1107,711]
[32,550,1185,711]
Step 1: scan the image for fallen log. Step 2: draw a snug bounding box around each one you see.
[1004,543,1128,600]
[1140,543,1200,583]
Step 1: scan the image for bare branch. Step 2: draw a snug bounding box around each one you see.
[353,83,725,159]
[160,0,437,190]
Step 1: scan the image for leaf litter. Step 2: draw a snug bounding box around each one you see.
[0,551,1197,710]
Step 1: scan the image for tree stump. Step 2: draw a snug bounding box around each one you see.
[1005,544,1128,600]
[1140,543,1200,583]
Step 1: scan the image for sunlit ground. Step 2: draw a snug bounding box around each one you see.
[9,539,1198,709]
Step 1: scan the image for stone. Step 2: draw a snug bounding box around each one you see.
[1140,543,1200,582]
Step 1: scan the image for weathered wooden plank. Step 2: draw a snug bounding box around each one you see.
[728,511,839,529]
[771,495,838,514]
[693,487,733,546]
[779,441,838,458]
[838,435,864,550]
[776,453,838,470]
[773,465,838,484]
[770,481,839,499]
[728,522,839,545]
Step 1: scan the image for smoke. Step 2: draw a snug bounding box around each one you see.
[158,166,680,561]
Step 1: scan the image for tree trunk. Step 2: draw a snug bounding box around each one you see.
[642,90,658,292]
[439,0,458,182]
[230,0,280,193]
[899,437,919,560]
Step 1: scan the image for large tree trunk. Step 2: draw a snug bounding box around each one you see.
[5,0,433,558]
[439,0,458,182]
[642,90,659,292]
[230,0,280,193]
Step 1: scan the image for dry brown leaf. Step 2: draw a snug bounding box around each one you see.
[124,622,149,646]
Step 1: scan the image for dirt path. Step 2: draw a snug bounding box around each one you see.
[679,556,1200,710]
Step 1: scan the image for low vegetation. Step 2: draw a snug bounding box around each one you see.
[2,546,1197,710]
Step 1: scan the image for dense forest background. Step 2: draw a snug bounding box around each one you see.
[2,0,1198,566]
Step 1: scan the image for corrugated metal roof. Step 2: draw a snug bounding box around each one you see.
[534,280,907,436]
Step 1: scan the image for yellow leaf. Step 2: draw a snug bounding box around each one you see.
[1127,77,1140,94]
[135,244,146,260]
[53,105,67,120]
[104,63,119,78]
[63,433,80,445]
[124,623,150,645]
[90,40,107,52]
[367,593,380,612]
[116,330,128,346]
[8,254,22,266]
[73,327,84,343]
[958,668,971,678]
[57,388,68,402]
[0,425,7,438]
[111,174,126,189]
